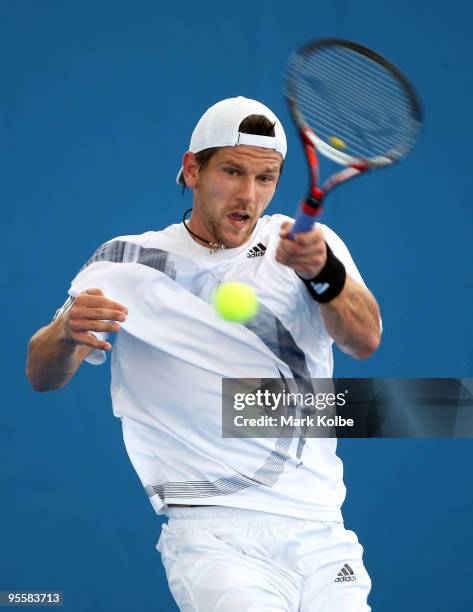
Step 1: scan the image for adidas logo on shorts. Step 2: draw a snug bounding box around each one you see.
[246,243,267,258]
[335,563,357,582]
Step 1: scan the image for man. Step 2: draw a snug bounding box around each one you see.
[27,96,381,611]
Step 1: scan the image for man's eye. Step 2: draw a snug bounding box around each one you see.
[224,168,239,176]
[259,175,275,183]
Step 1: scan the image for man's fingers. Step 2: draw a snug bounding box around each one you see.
[278,254,325,266]
[91,308,127,321]
[278,239,302,256]
[279,221,324,245]
[279,221,293,239]
[69,319,122,333]
[280,221,293,232]
[293,230,323,246]
[293,264,320,277]
[288,245,325,259]
[276,254,326,271]
[79,295,128,313]
[278,239,324,259]
[85,288,104,296]
[70,331,112,351]
[77,290,128,314]
[85,332,112,351]
[62,289,128,347]
[73,307,127,322]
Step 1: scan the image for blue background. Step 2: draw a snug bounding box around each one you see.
[1,0,472,610]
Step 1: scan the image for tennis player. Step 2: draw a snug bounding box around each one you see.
[27,96,381,611]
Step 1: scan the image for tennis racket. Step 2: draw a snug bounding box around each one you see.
[284,38,423,237]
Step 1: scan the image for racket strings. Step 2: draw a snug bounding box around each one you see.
[287,45,420,160]
[298,61,409,156]
[306,53,409,124]
[307,51,412,132]
[296,80,402,151]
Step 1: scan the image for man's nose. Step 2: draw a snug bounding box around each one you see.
[237,176,257,204]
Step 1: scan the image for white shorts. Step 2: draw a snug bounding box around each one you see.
[157,506,371,611]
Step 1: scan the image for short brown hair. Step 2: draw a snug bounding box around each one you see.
[180,114,284,188]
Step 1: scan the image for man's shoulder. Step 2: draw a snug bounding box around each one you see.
[318,223,344,244]
[259,213,294,228]
[257,214,343,243]
[317,223,355,259]
[101,224,182,248]
[256,213,293,239]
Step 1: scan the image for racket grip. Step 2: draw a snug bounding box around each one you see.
[288,208,318,239]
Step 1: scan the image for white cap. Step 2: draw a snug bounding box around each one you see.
[176,96,287,184]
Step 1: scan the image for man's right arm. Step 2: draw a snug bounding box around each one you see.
[26,288,128,392]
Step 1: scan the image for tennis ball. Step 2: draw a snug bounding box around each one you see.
[213,282,259,323]
[329,136,347,150]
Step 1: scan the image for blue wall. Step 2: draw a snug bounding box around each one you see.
[2,1,472,610]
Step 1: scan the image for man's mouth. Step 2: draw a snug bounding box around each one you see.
[228,212,250,228]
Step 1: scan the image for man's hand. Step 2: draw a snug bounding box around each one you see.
[59,288,128,352]
[27,287,129,392]
[275,221,327,279]
[275,221,381,359]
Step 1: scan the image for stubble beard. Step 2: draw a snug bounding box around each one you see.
[197,191,256,250]
[207,213,258,249]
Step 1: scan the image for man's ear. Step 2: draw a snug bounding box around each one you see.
[182,152,199,188]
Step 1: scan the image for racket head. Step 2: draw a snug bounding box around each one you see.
[285,38,423,168]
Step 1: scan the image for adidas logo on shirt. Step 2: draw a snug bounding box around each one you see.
[246,243,267,258]
[335,563,357,582]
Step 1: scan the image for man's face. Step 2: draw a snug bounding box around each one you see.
[186,145,282,249]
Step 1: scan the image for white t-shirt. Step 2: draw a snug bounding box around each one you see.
[60,214,368,521]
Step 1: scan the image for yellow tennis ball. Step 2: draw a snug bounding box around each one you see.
[213,282,259,323]
[329,136,347,149]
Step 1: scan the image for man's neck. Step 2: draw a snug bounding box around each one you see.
[182,209,226,252]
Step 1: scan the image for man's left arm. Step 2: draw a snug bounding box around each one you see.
[276,221,381,360]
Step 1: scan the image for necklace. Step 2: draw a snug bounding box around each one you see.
[182,208,226,254]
